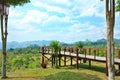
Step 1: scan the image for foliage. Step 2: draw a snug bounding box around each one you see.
[116,0,120,12]
[50,40,60,54]
[0,45,41,72]
[0,0,30,7]
[76,41,84,48]
[50,40,61,68]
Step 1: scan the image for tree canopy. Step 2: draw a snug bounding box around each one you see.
[0,0,30,7]
[116,0,120,12]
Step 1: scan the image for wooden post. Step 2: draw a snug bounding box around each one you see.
[94,50,96,59]
[52,54,54,67]
[64,47,66,66]
[64,47,66,54]
[48,47,49,54]
[59,48,61,66]
[70,57,73,66]
[42,47,44,63]
[106,49,108,76]
[118,50,120,70]
[83,49,87,63]
[76,48,79,69]
[84,49,86,58]
[70,48,73,55]
[68,48,70,55]
[88,48,91,67]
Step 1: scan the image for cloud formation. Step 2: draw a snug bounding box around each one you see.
[6,0,119,43]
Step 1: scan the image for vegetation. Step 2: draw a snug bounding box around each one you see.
[0,45,40,73]
[76,41,84,48]
[50,40,61,68]
[76,41,84,54]
[0,45,120,79]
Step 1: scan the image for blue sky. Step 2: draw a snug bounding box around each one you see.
[6,0,120,43]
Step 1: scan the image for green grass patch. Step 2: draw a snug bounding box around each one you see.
[45,71,100,80]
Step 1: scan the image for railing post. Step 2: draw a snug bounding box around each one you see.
[59,48,61,66]
[70,48,73,66]
[70,57,73,66]
[64,47,66,66]
[106,49,108,76]
[76,48,79,69]
[64,47,66,54]
[118,50,120,70]
[48,46,49,54]
[42,47,45,63]
[94,50,96,59]
[83,48,87,63]
[85,49,86,58]
[88,48,91,67]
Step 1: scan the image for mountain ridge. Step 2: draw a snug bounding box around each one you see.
[0,38,119,49]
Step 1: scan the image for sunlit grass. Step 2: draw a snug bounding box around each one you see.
[3,61,120,80]
[0,53,120,80]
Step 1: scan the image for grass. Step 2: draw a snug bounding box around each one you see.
[2,68,102,80]
[1,58,120,80]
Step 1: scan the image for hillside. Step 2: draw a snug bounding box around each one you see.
[0,38,119,49]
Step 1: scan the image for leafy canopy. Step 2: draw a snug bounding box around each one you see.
[116,0,120,12]
[0,0,30,7]
[76,41,84,48]
[50,40,61,54]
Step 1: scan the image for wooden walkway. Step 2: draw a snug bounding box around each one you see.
[41,46,120,75]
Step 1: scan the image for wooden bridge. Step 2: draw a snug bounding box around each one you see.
[41,46,120,75]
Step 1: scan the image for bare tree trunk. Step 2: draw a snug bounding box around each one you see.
[1,14,8,78]
[106,0,115,80]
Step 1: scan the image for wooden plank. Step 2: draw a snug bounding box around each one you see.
[44,51,120,64]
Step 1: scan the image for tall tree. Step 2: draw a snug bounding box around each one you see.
[105,0,120,80]
[0,0,30,78]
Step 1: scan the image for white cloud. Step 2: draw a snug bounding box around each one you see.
[8,23,41,42]
[66,23,106,42]
[21,10,48,24]
[72,0,105,18]
[5,0,119,42]
[43,15,70,26]
[9,9,24,17]
[32,1,68,15]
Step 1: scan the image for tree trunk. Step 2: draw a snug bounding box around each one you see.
[107,22,115,80]
[106,0,115,80]
[1,14,8,78]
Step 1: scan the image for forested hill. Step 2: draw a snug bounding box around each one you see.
[0,40,51,49]
[0,38,120,49]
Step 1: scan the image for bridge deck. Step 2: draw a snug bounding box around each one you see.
[44,51,120,64]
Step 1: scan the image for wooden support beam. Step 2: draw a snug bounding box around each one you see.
[88,48,91,67]
[59,55,61,67]
[106,50,108,76]
[64,47,66,66]
[76,48,79,69]
[59,48,61,66]
[64,56,66,66]
[70,57,73,66]
[118,50,120,70]
[94,50,96,59]
[52,55,54,67]
[42,47,45,63]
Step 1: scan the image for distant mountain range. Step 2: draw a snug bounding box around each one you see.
[0,38,120,49]
[0,40,51,50]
